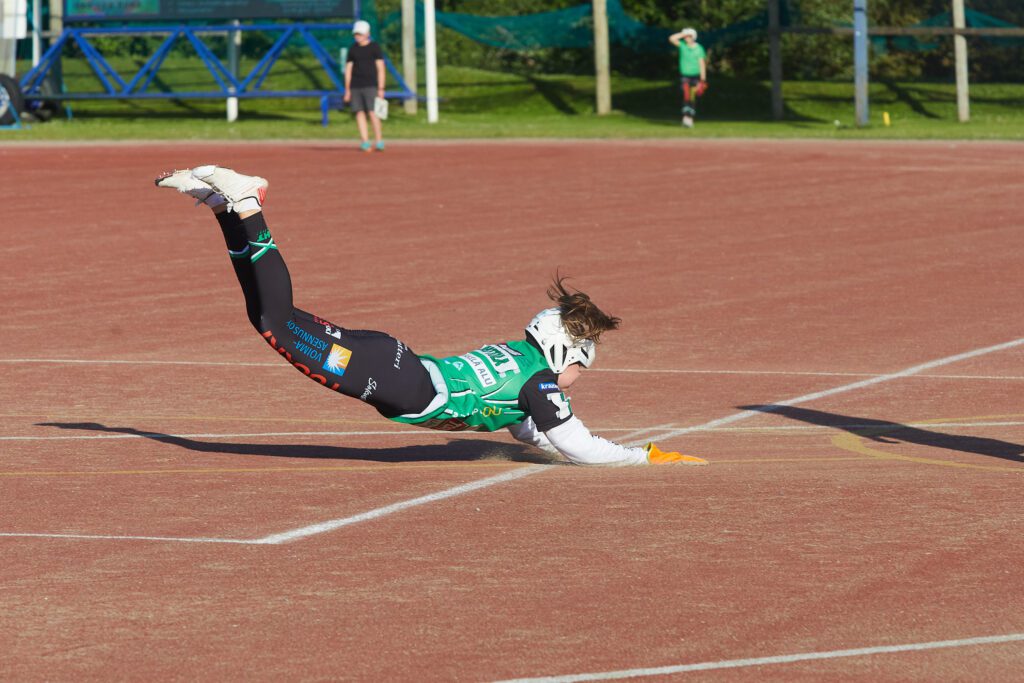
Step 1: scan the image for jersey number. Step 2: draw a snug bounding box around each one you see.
[545,392,572,420]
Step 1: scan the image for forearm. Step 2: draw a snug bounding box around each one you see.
[700,60,707,81]
[507,419,560,456]
[376,61,385,90]
[543,417,648,466]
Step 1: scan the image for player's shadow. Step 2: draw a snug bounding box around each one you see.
[738,405,1024,463]
[36,422,557,465]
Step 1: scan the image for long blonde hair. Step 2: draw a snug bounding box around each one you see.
[546,275,621,343]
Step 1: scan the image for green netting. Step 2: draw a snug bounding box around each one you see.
[378,0,795,54]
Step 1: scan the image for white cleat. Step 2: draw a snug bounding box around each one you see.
[154,169,225,207]
[191,165,268,213]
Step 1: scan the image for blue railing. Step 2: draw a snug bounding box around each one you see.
[19,23,414,103]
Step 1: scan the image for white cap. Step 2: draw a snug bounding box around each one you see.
[353,20,371,36]
[681,27,697,39]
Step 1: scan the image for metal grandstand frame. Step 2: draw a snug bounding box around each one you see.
[18,22,414,111]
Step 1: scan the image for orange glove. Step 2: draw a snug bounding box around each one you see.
[645,442,708,465]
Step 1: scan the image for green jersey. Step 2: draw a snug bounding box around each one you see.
[388,339,573,433]
[678,42,706,77]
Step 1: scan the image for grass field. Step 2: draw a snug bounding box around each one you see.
[8,56,1024,140]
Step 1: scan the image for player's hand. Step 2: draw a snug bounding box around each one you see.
[696,80,708,96]
[645,442,708,465]
[343,91,351,103]
[377,88,385,99]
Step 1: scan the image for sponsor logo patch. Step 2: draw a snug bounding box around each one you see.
[393,340,407,369]
[479,344,519,377]
[460,352,496,387]
[286,320,329,352]
[538,382,559,391]
[323,344,354,376]
[360,377,377,401]
[261,330,341,393]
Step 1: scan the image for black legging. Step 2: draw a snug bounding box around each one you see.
[216,211,436,418]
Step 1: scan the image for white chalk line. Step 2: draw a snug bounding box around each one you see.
[5,338,1023,546]
[0,465,549,545]
[253,464,547,544]
[624,337,1024,446]
[2,357,1024,381]
[494,632,1024,682]
[6,421,1024,444]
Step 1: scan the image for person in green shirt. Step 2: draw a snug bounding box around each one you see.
[669,27,708,128]
[155,165,710,467]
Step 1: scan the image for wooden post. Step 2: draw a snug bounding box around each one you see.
[952,0,969,122]
[402,0,417,114]
[768,0,783,120]
[593,0,611,115]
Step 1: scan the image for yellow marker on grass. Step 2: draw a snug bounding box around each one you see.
[883,111,891,127]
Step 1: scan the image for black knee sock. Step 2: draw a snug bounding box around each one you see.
[239,212,293,328]
[216,211,292,330]
[215,210,248,253]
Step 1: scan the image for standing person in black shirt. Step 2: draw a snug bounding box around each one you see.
[343,20,386,152]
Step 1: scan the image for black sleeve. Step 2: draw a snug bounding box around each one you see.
[518,370,574,432]
[373,43,384,61]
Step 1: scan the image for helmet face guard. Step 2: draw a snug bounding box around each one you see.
[525,308,596,375]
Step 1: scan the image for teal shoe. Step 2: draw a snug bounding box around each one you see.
[360,141,372,152]
[375,141,385,152]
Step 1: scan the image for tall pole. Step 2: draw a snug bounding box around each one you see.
[424,0,438,123]
[768,0,783,120]
[593,0,611,114]
[32,0,41,66]
[952,0,969,122]
[227,19,240,122]
[401,0,417,114]
[50,0,63,92]
[853,0,869,127]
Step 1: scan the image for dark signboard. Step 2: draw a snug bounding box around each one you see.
[65,0,357,22]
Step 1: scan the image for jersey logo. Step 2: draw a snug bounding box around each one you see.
[538,382,559,391]
[478,344,520,378]
[546,392,572,420]
[323,344,353,376]
[460,352,497,387]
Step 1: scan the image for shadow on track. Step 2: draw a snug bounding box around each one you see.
[36,422,557,465]
[738,405,1024,463]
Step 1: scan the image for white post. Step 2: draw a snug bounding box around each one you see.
[402,0,417,114]
[592,0,611,115]
[952,0,969,122]
[32,0,40,66]
[424,0,438,123]
[226,19,240,122]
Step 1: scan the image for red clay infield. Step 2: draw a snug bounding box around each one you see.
[1,140,1023,680]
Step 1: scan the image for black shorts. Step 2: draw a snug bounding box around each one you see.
[349,86,377,113]
[262,309,436,418]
